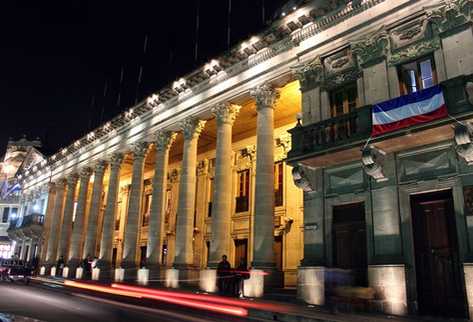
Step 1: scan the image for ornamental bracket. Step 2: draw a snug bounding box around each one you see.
[291,165,314,192]
[361,145,388,182]
[454,123,473,165]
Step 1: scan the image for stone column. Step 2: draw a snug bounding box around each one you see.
[147,131,176,273]
[99,153,123,280]
[174,118,206,270]
[83,160,107,259]
[57,174,79,261]
[208,103,240,266]
[45,179,66,266]
[68,167,92,270]
[250,84,279,275]
[121,142,149,279]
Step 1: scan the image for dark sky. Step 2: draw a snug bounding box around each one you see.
[0,0,288,156]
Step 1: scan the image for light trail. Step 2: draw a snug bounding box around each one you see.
[111,283,286,313]
[63,280,248,317]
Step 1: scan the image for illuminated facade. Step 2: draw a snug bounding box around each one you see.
[17,0,473,319]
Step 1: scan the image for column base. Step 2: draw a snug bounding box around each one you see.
[199,269,217,293]
[75,267,84,279]
[297,266,325,306]
[39,266,46,276]
[62,266,70,279]
[249,263,283,296]
[92,268,100,281]
[50,266,57,277]
[368,264,407,316]
[165,268,179,288]
[114,268,125,282]
[137,268,149,285]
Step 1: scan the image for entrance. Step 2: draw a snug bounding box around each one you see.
[234,239,248,267]
[332,202,367,286]
[411,190,466,317]
[274,235,283,271]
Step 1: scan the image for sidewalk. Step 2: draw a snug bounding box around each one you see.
[31,277,468,322]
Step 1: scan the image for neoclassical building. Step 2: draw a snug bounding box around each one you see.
[16,0,473,319]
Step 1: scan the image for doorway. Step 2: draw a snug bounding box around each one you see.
[234,239,248,267]
[274,235,283,271]
[332,202,367,286]
[410,190,467,317]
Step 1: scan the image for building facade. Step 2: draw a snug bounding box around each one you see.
[18,0,473,319]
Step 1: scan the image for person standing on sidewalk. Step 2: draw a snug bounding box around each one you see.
[217,255,231,295]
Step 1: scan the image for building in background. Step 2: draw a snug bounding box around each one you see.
[16,0,473,320]
[1,137,46,261]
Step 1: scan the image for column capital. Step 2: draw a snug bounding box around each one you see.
[250,84,280,110]
[109,153,124,169]
[155,131,177,152]
[94,160,108,175]
[131,141,150,160]
[180,118,207,141]
[211,103,241,126]
[79,167,93,180]
[67,174,79,188]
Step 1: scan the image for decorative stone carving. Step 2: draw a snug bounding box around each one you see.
[292,56,324,91]
[324,47,356,75]
[67,174,79,188]
[292,165,314,192]
[352,28,389,67]
[428,0,473,35]
[180,118,207,141]
[131,142,150,159]
[250,84,280,110]
[390,18,431,50]
[388,37,441,66]
[211,103,241,126]
[167,169,179,184]
[275,134,292,162]
[79,167,93,180]
[235,147,255,172]
[155,131,177,152]
[197,159,209,176]
[361,145,388,182]
[454,123,473,164]
[109,153,124,170]
[94,160,107,175]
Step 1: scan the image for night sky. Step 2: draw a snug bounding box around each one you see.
[0,0,289,156]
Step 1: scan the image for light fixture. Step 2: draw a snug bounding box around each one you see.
[281,12,286,17]
[147,94,160,108]
[74,140,81,147]
[61,148,68,155]
[87,132,95,140]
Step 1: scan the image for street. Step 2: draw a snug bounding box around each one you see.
[0,282,254,322]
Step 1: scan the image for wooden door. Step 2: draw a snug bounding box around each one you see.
[274,235,283,271]
[411,190,466,317]
[333,202,367,286]
[234,239,248,267]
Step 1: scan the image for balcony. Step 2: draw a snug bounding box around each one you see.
[7,213,44,240]
[287,74,473,167]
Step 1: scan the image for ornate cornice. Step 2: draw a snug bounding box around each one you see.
[388,37,441,66]
[211,103,241,126]
[428,0,473,35]
[250,84,280,110]
[155,131,177,152]
[180,118,207,141]
[352,29,389,68]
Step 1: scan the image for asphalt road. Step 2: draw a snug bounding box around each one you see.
[0,282,254,322]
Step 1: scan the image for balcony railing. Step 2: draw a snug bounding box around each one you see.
[287,74,473,162]
[8,213,44,231]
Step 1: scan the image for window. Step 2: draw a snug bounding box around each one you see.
[142,194,152,226]
[208,178,214,217]
[274,162,284,207]
[330,82,358,117]
[2,208,9,223]
[236,170,250,213]
[161,243,168,265]
[398,56,437,95]
[329,82,359,139]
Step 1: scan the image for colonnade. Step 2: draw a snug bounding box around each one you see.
[41,84,280,290]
